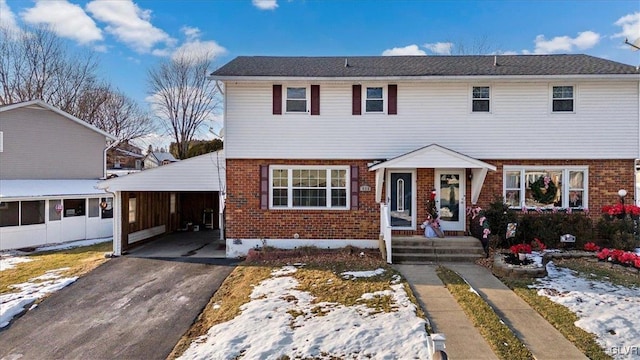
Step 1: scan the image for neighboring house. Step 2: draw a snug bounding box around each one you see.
[211,55,640,257]
[0,100,116,250]
[107,140,144,175]
[144,149,178,169]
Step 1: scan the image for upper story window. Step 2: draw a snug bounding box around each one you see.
[552,86,574,112]
[365,87,384,113]
[286,87,307,113]
[504,166,587,209]
[270,166,349,209]
[472,86,490,112]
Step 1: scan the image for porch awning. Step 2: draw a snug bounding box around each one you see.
[369,144,496,205]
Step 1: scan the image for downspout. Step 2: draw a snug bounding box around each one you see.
[100,186,121,256]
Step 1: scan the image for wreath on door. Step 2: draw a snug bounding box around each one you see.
[530,176,557,204]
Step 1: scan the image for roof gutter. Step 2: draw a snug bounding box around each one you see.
[210,74,640,82]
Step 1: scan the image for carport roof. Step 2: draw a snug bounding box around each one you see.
[97,150,225,192]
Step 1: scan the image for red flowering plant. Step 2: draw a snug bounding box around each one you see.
[510,243,532,255]
[601,204,640,219]
[584,242,601,252]
[596,248,640,269]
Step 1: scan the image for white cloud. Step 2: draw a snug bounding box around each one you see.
[0,0,21,33]
[21,0,103,44]
[253,0,278,10]
[533,31,600,54]
[424,42,453,55]
[613,12,640,40]
[382,44,426,56]
[86,0,174,53]
[170,26,227,62]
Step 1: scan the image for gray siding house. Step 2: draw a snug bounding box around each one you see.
[0,100,116,250]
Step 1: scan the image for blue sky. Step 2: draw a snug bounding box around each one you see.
[1,0,639,145]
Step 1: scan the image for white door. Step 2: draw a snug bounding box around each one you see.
[61,199,87,242]
[388,170,416,229]
[435,169,465,231]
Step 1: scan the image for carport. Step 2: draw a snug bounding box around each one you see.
[97,151,225,256]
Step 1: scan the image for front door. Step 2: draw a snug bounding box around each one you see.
[435,169,465,231]
[389,171,415,229]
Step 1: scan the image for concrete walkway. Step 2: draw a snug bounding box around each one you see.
[445,263,588,360]
[394,264,499,360]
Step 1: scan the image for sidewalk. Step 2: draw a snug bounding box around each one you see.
[394,264,499,360]
[445,263,588,360]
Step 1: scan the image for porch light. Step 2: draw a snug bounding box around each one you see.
[618,189,627,216]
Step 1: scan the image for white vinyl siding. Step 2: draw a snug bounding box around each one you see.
[504,166,588,209]
[269,166,349,209]
[223,80,639,160]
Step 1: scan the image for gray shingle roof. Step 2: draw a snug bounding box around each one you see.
[211,55,639,78]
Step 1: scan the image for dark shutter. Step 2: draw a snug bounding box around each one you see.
[352,85,361,115]
[272,85,282,115]
[311,85,320,115]
[350,165,359,210]
[388,84,397,115]
[260,165,269,209]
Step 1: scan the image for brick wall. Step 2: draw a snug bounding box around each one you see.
[226,159,636,240]
[225,159,379,240]
[477,159,636,214]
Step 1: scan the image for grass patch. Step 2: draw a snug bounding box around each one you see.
[553,258,640,289]
[437,266,533,360]
[168,251,428,359]
[503,277,611,360]
[0,242,111,294]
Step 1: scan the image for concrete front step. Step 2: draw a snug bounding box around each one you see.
[391,236,485,263]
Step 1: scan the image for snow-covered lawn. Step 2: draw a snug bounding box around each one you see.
[531,262,640,359]
[178,266,433,360]
[0,268,78,328]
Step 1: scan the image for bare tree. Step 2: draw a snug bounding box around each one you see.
[72,86,154,141]
[0,26,154,141]
[147,52,221,159]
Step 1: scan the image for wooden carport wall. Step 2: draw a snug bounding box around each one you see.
[120,191,179,252]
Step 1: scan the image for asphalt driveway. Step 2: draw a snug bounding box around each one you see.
[0,256,236,360]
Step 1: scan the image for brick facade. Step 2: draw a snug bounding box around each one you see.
[226,158,636,241]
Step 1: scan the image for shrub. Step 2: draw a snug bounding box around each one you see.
[512,210,593,249]
[482,197,518,247]
[595,204,640,251]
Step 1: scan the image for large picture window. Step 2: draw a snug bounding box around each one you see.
[270,166,348,209]
[504,167,587,209]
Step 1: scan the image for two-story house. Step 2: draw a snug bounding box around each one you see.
[0,100,116,250]
[211,55,639,257]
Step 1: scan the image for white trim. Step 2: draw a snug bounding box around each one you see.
[284,85,310,114]
[211,74,640,82]
[435,169,466,231]
[225,238,379,258]
[128,225,165,244]
[470,85,491,113]
[369,144,496,171]
[363,85,386,114]
[269,165,350,210]
[0,131,3,152]
[503,165,589,209]
[550,84,576,114]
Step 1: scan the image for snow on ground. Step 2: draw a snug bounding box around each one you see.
[178,266,432,360]
[341,268,386,279]
[34,237,111,252]
[0,268,78,328]
[531,262,640,359]
[0,255,33,271]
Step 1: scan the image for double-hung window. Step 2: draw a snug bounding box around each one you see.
[270,166,349,209]
[552,86,574,112]
[365,87,384,113]
[286,87,307,113]
[472,86,490,112]
[504,166,587,209]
